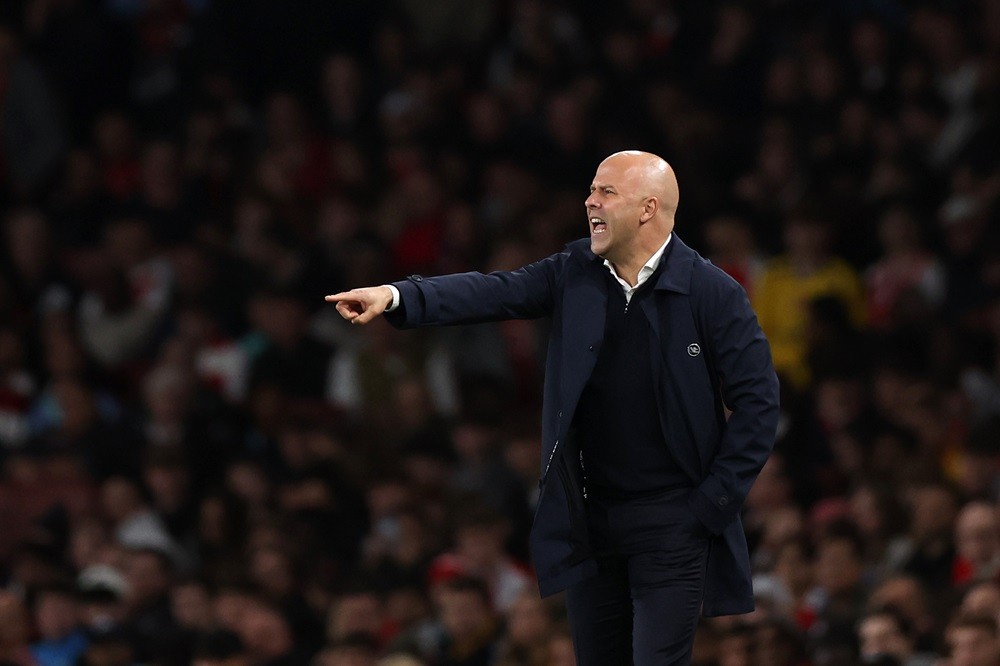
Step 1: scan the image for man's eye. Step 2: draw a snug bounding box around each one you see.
[604,189,614,195]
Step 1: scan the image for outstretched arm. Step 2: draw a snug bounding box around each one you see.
[325,286,395,325]
[326,250,568,329]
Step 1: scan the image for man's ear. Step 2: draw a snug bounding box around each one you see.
[640,197,658,223]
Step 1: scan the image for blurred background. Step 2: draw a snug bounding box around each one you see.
[0,0,999,665]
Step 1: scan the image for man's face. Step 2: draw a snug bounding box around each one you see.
[949,627,1000,666]
[125,552,170,605]
[34,593,79,641]
[585,157,643,263]
[956,505,999,567]
[859,615,910,659]
[962,584,1000,617]
[438,589,491,638]
[816,539,861,594]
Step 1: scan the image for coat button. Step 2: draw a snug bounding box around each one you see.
[410,274,423,282]
[558,411,563,418]
[718,495,729,506]
[588,345,594,351]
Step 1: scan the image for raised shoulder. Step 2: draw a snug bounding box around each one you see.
[689,248,748,302]
[563,237,596,262]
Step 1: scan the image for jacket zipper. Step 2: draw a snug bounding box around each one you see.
[540,437,560,485]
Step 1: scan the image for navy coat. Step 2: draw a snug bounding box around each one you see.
[386,235,779,616]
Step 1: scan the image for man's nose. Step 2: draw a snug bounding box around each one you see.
[585,197,600,210]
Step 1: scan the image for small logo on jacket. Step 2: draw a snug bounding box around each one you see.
[687,343,701,357]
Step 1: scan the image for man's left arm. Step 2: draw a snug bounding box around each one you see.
[688,274,780,536]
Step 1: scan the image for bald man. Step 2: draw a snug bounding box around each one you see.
[328,151,779,664]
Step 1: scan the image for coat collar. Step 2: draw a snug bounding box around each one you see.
[568,233,695,295]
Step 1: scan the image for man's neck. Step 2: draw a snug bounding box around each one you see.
[609,260,642,287]
[608,236,670,286]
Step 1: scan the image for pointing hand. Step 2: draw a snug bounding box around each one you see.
[324,286,394,325]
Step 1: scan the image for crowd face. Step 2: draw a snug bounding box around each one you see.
[962,583,1000,620]
[438,587,493,639]
[124,550,171,608]
[948,625,1000,666]
[955,503,1000,569]
[858,613,912,661]
[238,603,294,659]
[34,591,79,641]
[172,582,213,631]
[327,593,382,641]
[815,538,862,595]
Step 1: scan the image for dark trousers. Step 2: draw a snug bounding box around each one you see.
[566,488,710,666]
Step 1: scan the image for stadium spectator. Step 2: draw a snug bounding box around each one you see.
[945,611,1000,666]
[857,606,937,666]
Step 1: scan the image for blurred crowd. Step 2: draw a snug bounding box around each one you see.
[1,0,1000,665]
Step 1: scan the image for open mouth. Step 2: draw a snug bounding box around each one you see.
[590,217,607,234]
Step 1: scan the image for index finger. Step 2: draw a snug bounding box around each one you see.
[324,292,355,302]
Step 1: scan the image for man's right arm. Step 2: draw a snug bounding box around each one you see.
[326,250,566,328]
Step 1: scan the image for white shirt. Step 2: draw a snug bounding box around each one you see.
[603,233,672,304]
[384,233,672,311]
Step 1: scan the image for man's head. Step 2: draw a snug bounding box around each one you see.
[32,585,80,642]
[436,576,495,641]
[238,600,295,660]
[955,501,1000,571]
[326,589,382,642]
[947,612,1000,666]
[858,607,914,661]
[868,576,930,637]
[962,581,1000,619]
[585,151,678,268]
[815,526,865,596]
[124,548,174,608]
[454,505,508,573]
[909,483,960,543]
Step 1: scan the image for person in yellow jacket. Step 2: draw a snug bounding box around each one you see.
[753,212,866,389]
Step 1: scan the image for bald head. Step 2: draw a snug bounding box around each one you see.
[599,150,680,219]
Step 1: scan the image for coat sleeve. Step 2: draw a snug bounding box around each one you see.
[384,251,565,328]
[688,269,780,535]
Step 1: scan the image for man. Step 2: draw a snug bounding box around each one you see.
[857,607,936,666]
[946,612,1000,666]
[953,501,1000,584]
[327,151,779,664]
[29,585,89,666]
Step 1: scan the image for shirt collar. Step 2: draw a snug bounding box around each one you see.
[603,233,672,292]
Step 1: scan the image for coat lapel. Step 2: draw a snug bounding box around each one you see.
[639,234,696,353]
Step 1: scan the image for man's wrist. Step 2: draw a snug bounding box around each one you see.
[383,285,400,312]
